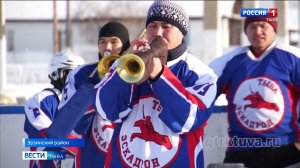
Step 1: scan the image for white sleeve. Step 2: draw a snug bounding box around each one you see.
[24,91,54,130]
[209,47,246,78]
[58,68,78,109]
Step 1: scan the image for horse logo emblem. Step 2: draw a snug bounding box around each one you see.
[119,102,180,167]
[243,89,279,112]
[233,77,284,132]
[131,116,173,150]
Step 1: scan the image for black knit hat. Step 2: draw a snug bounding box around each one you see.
[98,21,130,55]
[146,1,189,36]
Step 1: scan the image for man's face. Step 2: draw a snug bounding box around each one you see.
[98,36,123,56]
[245,21,276,52]
[146,21,184,50]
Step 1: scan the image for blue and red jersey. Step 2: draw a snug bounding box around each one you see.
[94,51,217,168]
[59,62,112,168]
[24,88,77,168]
[209,42,300,151]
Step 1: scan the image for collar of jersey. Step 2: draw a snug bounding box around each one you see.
[167,40,187,62]
[247,41,277,61]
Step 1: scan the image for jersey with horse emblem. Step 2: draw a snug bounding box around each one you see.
[209,42,300,151]
[95,52,217,168]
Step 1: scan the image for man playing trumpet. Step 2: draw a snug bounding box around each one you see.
[46,21,130,167]
[93,1,217,168]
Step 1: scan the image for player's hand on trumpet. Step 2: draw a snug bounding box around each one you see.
[116,37,167,84]
[129,38,149,53]
[134,37,168,84]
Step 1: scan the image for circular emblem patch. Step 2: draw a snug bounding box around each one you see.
[233,77,284,132]
[91,115,114,153]
[118,100,180,168]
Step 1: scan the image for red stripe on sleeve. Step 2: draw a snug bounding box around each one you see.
[162,66,206,110]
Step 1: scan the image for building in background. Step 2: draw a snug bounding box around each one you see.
[2,1,299,101]
[0,1,299,168]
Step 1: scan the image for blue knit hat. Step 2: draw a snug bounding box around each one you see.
[146,1,189,36]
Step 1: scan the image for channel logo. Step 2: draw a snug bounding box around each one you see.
[240,8,278,17]
[22,151,66,160]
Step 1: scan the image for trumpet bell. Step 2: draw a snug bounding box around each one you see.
[97,54,120,78]
[117,54,145,84]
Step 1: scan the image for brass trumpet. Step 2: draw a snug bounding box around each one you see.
[97,54,120,79]
[116,54,145,84]
[117,37,168,84]
[115,28,148,83]
[95,53,143,83]
[95,53,144,83]
[93,29,146,79]
[95,37,167,83]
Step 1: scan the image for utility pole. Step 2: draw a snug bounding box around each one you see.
[0,0,7,90]
[66,0,72,51]
[53,0,59,54]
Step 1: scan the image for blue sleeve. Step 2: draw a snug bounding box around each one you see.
[24,90,59,137]
[46,66,96,138]
[47,82,95,138]
[150,66,216,133]
[94,68,134,122]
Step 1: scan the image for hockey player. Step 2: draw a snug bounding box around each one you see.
[209,16,300,167]
[24,52,84,168]
[46,21,130,168]
[93,1,217,168]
